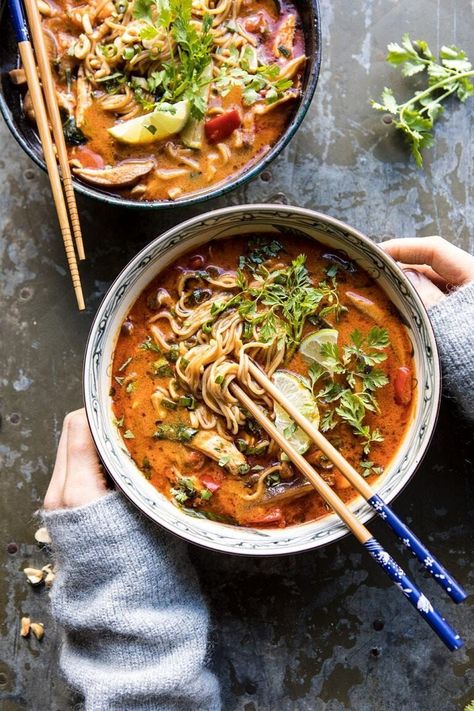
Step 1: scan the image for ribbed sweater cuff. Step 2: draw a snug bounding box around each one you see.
[428,281,474,420]
[42,491,152,563]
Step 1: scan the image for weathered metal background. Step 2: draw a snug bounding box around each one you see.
[1,0,474,709]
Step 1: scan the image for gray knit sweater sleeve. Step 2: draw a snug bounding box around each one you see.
[428,281,474,421]
[42,492,221,711]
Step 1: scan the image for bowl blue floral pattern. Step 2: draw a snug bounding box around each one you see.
[84,205,440,555]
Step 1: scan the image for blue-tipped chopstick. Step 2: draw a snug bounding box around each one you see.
[232,379,463,651]
[7,0,85,310]
[249,361,467,605]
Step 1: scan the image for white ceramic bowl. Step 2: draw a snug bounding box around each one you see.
[84,205,440,555]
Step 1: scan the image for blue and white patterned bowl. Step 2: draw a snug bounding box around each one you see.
[84,205,441,555]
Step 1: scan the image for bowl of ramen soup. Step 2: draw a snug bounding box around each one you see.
[84,205,440,555]
[0,0,321,207]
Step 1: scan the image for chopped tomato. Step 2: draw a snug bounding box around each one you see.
[205,110,241,144]
[394,366,412,406]
[73,146,105,170]
[245,508,286,528]
[200,474,222,493]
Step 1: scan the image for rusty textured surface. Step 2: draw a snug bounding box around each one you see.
[1,0,474,709]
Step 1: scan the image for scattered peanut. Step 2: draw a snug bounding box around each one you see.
[20,617,31,637]
[42,564,56,587]
[30,622,45,641]
[34,527,51,545]
[23,567,45,586]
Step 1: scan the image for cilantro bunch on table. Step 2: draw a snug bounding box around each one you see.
[372,33,474,166]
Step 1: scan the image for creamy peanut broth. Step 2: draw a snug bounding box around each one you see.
[111,235,416,528]
[14,0,307,201]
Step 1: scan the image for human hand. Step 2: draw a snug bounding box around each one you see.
[44,409,109,510]
[381,236,474,308]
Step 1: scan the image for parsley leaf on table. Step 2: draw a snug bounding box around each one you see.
[372,33,474,166]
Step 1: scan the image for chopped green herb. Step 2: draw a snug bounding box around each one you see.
[139,336,161,353]
[166,345,180,363]
[200,488,213,501]
[113,415,124,428]
[178,395,196,409]
[215,375,225,386]
[267,472,281,487]
[372,33,474,166]
[171,476,197,504]
[162,398,178,410]
[218,455,230,468]
[126,381,137,394]
[62,115,87,146]
[132,0,214,119]
[152,358,174,377]
[142,456,152,479]
[360,460,385,477]
[153,424,198,442]
[124,429,135,439]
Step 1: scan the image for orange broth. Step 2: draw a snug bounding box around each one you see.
[111,235,416,528]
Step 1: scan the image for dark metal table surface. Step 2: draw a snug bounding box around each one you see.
[1,1,474,709]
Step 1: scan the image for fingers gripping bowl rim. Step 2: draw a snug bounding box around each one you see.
[0,0,322,210]
[83,205,441,556]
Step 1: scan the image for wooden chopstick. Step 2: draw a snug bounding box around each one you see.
[17,40,85,310]
[230,379,463,650]
[23,0,85,261]
[247,360,467,605]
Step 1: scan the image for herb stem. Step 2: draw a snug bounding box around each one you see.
[398,69,474,121]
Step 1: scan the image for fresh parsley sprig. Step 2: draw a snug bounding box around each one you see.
[372,33,474,166]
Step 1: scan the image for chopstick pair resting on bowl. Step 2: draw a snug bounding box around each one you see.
[8,0,85,309]
[232,358,465,650]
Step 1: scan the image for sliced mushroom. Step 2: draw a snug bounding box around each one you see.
[262,477,313,504]
[43,28,59,63]
[273,13,296,58]
[75,67,92,128]
[73,159,155,188]
[279,55,306,81]
[187,431,247,475]
[253,89,299,115]
[9,68,27,85]
[23,91,35,122]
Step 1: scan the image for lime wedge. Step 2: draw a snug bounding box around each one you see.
[108,100,190,145]
[272,370,319,455]
[300,329,339,370]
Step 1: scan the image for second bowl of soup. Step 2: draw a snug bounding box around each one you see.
[0,0,321,207]
[84,205,440,554]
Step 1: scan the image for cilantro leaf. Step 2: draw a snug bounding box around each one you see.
[372,34,474,165]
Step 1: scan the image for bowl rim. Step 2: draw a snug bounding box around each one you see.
[0,0,322,209]
[83,203,441,556]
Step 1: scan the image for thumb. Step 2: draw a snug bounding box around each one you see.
[404,269,445,309]
[63,410,109,508]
